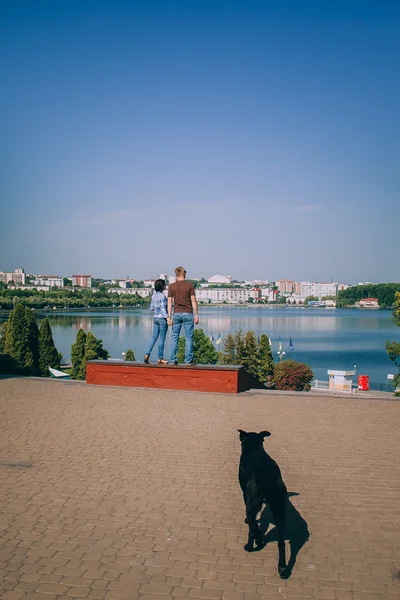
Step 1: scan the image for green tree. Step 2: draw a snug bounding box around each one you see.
[219,333,237,364]
[241,331,260,379]
[0,321,7,353]
[258,334,274,382]
[39,318,62,376]
[177,329,218,364]
[24,307,40,374]
[385,291,400,394]
[337,283,400,308]
[124,349,135,361]
[4,304,28,369]
[234,329,245,364]
[71,329,87,379]
[304,296,319,305]
[78,332,109,379]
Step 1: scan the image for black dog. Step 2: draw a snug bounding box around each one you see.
[238,429,288,578]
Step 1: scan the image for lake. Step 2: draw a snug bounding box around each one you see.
[3,306,397,390]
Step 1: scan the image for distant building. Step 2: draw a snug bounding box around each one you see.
[208,274,232,284]
[358,298,379,308]
[118,280,132,289]
[72,274,92,288]
[196,287,250,304]
[276,280,296,294]
[285,293,302,304]
[300,282,338,300]
[168,275,177,285]
[32,275,63,288]
[250,288,261,300]
[0,268,25,285]
[108,287,151,298]
[261,288,276,302]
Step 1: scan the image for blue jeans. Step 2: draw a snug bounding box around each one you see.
[146,317,168,360]
[170,313,195,363]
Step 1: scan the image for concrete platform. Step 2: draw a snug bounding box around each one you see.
[0,378,399,600]
[86,360,260,394]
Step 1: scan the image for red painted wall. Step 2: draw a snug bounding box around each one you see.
[86,361,250,394]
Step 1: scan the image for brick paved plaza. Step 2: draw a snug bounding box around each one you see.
[1,378,399,600]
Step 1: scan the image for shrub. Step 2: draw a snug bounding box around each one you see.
[124,349,135,361]
[274,359,314,391]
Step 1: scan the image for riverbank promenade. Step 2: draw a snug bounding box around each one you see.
[1,378,399,600]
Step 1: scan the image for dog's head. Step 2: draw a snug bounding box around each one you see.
[237,429,271,451]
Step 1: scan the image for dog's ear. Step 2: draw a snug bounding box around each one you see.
[259,431,271,439]
[237,429,247,440]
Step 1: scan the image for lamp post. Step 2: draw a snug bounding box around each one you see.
[277,350,286,362]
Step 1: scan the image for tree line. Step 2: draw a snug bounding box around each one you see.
[0,304,61,375]
[337,283,400,308]
[0,287,151,310]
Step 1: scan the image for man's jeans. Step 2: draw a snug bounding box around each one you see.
[170,313,195,363]
[146,317,168,360]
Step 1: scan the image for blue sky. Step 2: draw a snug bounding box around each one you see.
[1,0,399,283]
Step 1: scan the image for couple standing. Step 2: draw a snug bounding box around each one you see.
[144,266,199,365]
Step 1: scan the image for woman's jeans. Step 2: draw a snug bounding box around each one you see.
[170,313,195,363]
[146,317,168,359]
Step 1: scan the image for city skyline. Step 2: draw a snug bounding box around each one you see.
[0,265,395,288]
[1,1,399,282]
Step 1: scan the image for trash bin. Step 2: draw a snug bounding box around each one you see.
[358,375,370,391]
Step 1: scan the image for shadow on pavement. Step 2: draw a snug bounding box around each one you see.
[259,491,310,578]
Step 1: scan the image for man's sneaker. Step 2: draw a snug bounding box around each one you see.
[158,359,169,365]
[186,361,197,366]
[144,354,150,364]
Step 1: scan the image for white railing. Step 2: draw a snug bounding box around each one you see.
[311,379,356,393]
[311,379,330,390]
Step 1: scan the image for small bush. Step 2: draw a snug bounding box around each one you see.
[124,349,135,361]
[274,359,314,391]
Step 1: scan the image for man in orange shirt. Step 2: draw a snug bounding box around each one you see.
[167,266,199,364]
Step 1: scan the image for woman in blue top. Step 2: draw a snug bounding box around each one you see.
[144,279,169,364]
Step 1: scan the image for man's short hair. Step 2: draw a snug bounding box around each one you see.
[175,266,186,277]
[154,279,166,292]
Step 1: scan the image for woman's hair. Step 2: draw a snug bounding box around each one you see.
[154,279,166,292]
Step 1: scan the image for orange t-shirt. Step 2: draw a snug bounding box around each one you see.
[168,281,196,313]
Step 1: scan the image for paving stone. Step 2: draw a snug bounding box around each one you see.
[0,379,399,600]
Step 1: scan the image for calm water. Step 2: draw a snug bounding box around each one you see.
[2,307,398,390]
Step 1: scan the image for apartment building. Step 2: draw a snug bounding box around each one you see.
[300,282,338,300]
[108,288,152,298]
[275,279,296,294]
[196,287,251,304]
[32,275,63,288]
[0,268,25,285]
[72,274,92,288]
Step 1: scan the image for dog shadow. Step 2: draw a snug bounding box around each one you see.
[258,492,310,578]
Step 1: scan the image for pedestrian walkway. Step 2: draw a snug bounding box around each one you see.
[0,378,399,599]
